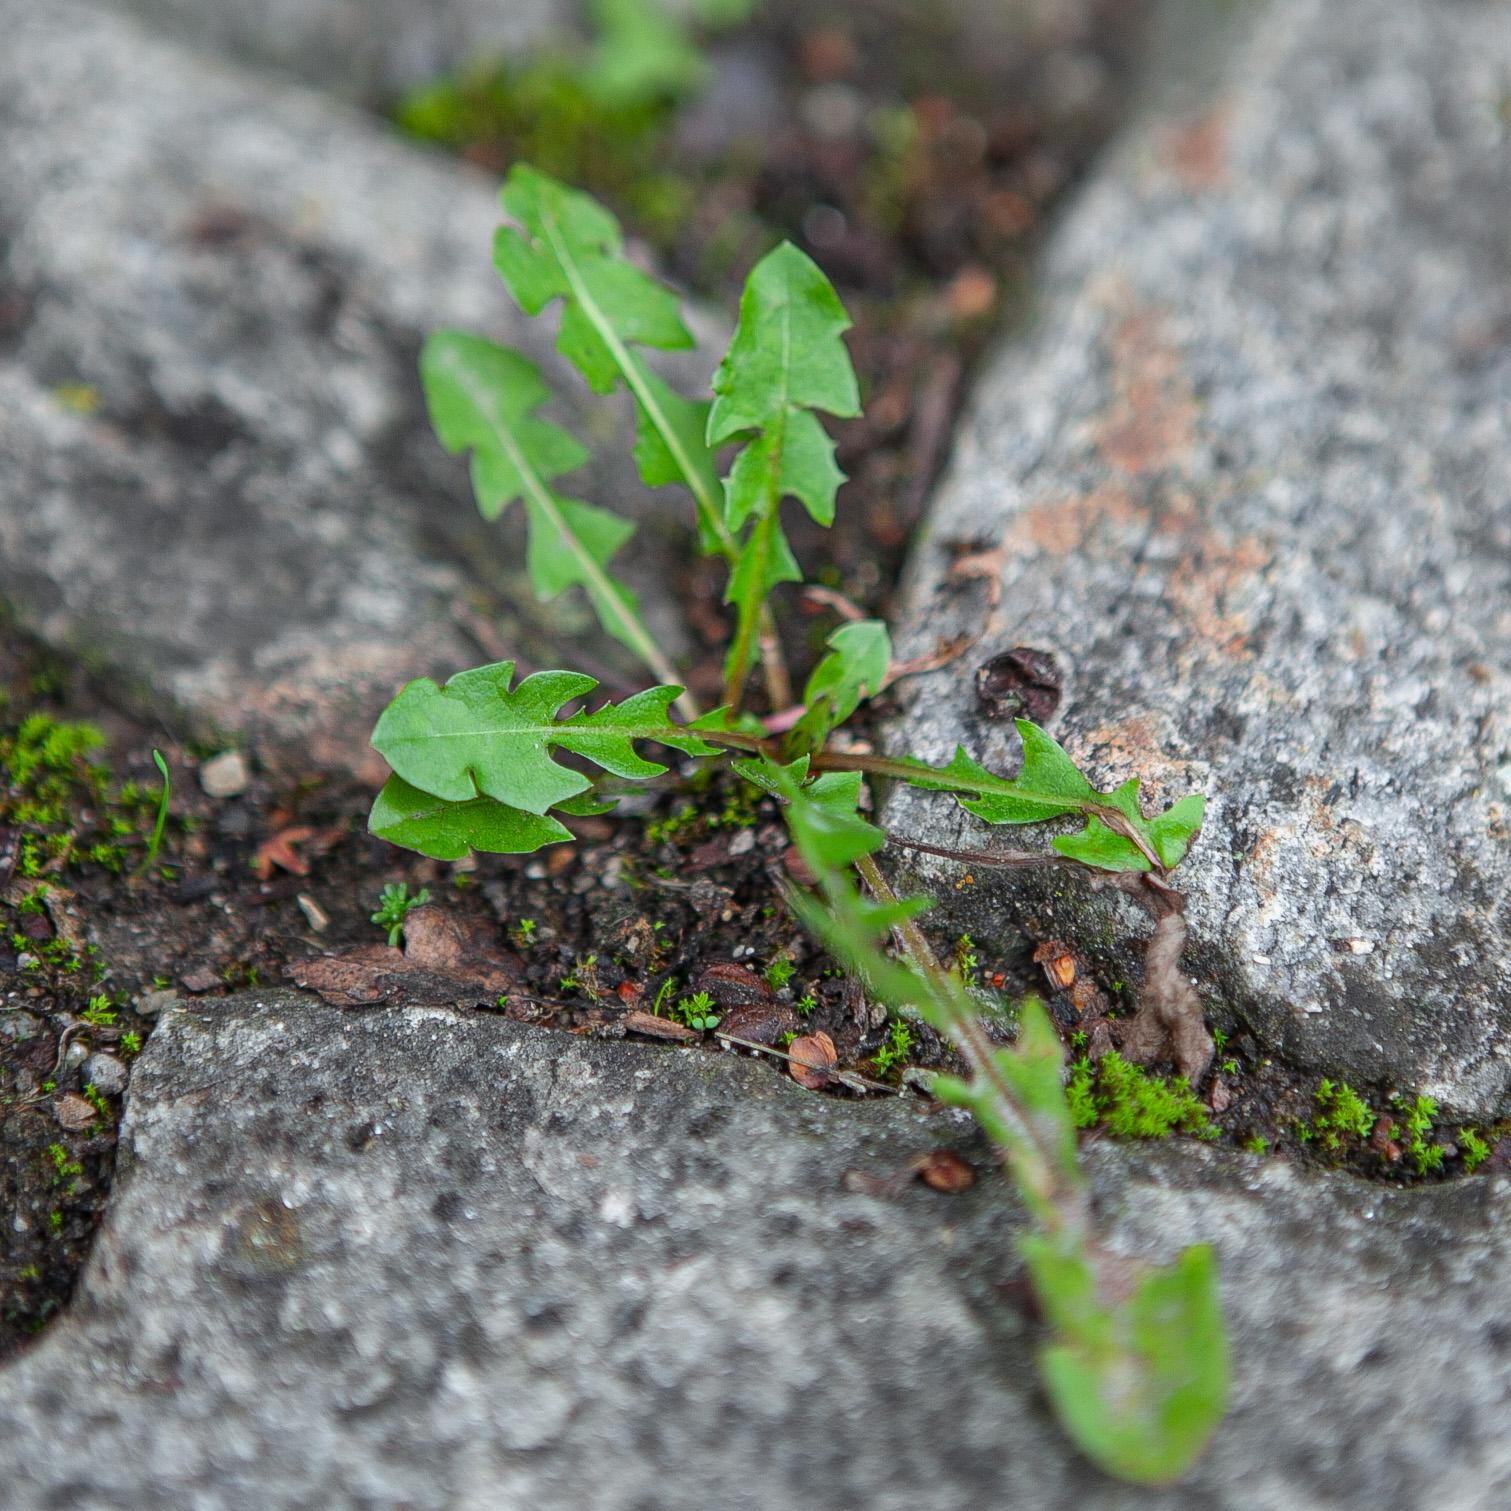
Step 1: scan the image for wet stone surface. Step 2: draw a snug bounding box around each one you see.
[888,0,1511,1120]
[0,989,1509,1509]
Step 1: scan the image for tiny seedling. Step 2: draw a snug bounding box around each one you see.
[871,1019,913,1077]
[651,976,677,1015]
[1299,1079,1373,1151]
[82,1084,110,1121]
[119,1031,142,1058]
[136,750,170,875]
[1243,1135,1268,1156]
[1460,1128,1491,1173]
[794,993,816,1017]
[674,990,721,1032]
[367,167,1229,1484]
[371,883,431,947]
[80,995,115,1028]
[514,918,538,947]
[1393,1093,1443,1175]
[764,957,795,991]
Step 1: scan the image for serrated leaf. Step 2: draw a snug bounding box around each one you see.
[424,332,588,518]
[495,167,692,383]
[787,619,892,756]
[706,242,860,705]
[721,408,846,530]
[370,662,713,816]
[493,165,731,559]
[368,775,571,860]
[734,755,883,871]
[1148,793,1206,868]
[1052,818,1151,873]
[891,720,1205,877]
[421,329,684,688]
[707,242,860,440]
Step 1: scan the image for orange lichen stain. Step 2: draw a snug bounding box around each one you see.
[1165,535,1272,662]
[1093,309,1198,476]
[1062,713,1208,813]
[1162,107,1231,191]
[1003,486,1147,558]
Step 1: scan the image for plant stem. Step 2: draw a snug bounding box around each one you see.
[538,203,792,714]
[852,850,1090,1244]
[493,416,700,723]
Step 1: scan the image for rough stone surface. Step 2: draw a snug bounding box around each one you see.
[887,0,1511,1118]
[0,989,1507,1508]
[109,0,563,100]
[0,2,705,778]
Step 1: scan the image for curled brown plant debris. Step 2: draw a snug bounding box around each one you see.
[889,835,1215,1085]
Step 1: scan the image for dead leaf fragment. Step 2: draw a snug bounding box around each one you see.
[53,1092,97,1131]
[252,825,313,880]
[912,1149,976,1193]
[286,906,522,1009]
[718,999,799,1045]
[622,1011,700,1043]
[788,1031,838,1090]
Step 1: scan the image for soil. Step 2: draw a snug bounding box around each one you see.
[3,2,1498,1363]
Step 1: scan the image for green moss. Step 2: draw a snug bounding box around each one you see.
[1393,1093,1443,1175]
[392,53,691,245]
[1067,1052,1214,1139]
[1461,1128,1490,1173]
[1298,1079,1373,1151]
[870,1020,913,1078]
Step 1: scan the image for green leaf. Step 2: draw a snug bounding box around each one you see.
[581,0,708,107]
[368,776,572,860]
[707,242,860,441]
[423,332,588,519]
[421,329,686,688]
[787,620,891,755]
[493,166,732,558]
[891,719,1205,876]
[1052,818,1150,873]
[1147,793,1206,868]
[734,756,884,872]
[370,661,713,816]
[707,242,860,705]
[1028,1240,1229,1486]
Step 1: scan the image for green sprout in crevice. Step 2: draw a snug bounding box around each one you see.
[371,882,431,947]
[673,990,721,1032]
[870,1019,913,1078]
[1393,1092,1444,1175]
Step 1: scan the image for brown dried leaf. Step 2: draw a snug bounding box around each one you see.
[788,1031,838,1090]
[912,1149,976,1193]
[717,999,799,1046]
[696,962,774,1009]
[286,908,523,1009]
[252,825,314,880]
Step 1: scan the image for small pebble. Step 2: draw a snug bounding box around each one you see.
[727,829,756,857]
[53,1092,97,1132]
[296,894,329,932]
[134,988,179,1016]
[82,1052,128,1096]
[199,750,249,798]
[63,1039,90,1069]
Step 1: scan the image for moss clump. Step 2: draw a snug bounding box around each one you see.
[1066,1052,1213,1139]
[392,55,691,245]
[0,714,162,874]
[1460,1127,1490,1173]
[1298,1078,1373,1151]
[1393,1093,1443,1175]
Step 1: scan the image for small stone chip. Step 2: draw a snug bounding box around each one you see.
[180,967,221,994]
[53,1092,97,1132]
[82,1052,128,1097]
[198,750,249,798]
[296,894,329,932]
